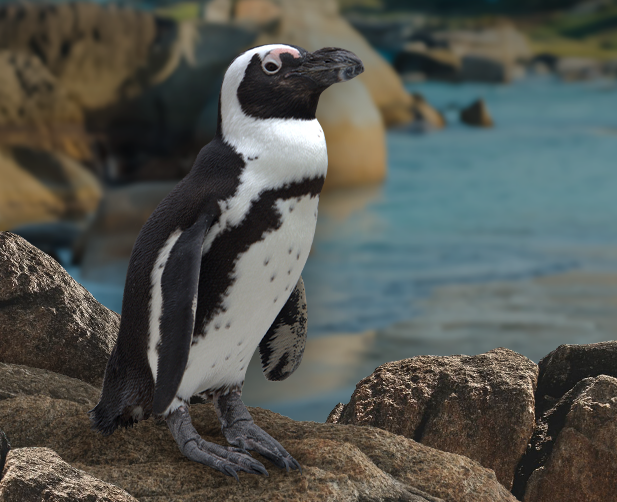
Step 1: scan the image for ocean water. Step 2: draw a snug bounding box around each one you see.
[303,76,617,336]
[68,77,617,421]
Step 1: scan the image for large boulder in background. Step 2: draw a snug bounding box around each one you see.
[514,376,617,502]
[0,50,90,161]
[328,348,538,490]
[460,98,493,128]
[0,448,137,502]
[0,2,157,111]
[0,391,516,502]
[0,146,102,231]
[74,181,176,281]
[0,232,119,386]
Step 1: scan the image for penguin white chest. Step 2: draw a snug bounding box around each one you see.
[176,193,319,400]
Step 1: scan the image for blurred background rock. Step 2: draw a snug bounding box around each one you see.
[1,0,617,424]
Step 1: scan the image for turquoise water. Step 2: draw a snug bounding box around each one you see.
[303,76,617,336]
[69,77,617,421]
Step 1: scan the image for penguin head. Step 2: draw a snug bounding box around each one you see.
[218,44,363,133]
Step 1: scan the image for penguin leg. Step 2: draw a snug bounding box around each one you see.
[214,389,302,473]
[166,405,269,480]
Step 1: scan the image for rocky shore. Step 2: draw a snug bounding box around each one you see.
[1,231,617,501]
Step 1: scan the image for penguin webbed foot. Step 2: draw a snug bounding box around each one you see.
[166,405,268,480]
[215,390,302,474]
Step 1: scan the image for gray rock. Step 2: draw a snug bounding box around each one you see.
[0,232,119,386]
[0,362,99,406]
[536,341,617,416]
[0,431,9,480]
[460,98,494,127]
[0,393,516,501]
[0,447,137,502]
[514,375,617,502]
[328,348,538,490]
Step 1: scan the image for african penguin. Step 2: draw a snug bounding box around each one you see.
[90,44,364,479]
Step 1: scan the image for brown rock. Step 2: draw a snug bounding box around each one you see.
[514,375,617,502]
[0,232,119,386]
[394,47,461,81]
[0,393,516,501]
[0,362,99,406]
[410,93,446,130]
[329,348,538,490]
[0,447,137,502]
[460,99,493,127]
[535,341,617,416]
[0,3,157,110]
[0,50,90,161]
[0,146,102,230]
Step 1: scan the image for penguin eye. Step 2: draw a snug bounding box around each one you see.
[262,56,281,75]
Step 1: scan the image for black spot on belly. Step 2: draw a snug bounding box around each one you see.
[273,297,278,303]
[296,252,300,260]
[288,247,292,254]
[225,321,231,329]
[225,355,230,361]
[270,274,276,282]
[237,341,242,346]
[264,258,269,265]
[211,363,216,368]
[193,176,325,339]
[215,323,221,330]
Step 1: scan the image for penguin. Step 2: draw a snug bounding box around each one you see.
[90,44,364,479]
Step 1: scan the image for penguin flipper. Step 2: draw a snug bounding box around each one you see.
[152,211,214,415]
[259,276,308,381]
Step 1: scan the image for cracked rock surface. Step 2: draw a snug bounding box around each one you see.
[328,348,538,490]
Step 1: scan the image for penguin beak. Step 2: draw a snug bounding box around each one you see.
[289,47,364,88]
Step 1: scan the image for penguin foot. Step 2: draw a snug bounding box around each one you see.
[214,390,302,474]
[166,405,268,480]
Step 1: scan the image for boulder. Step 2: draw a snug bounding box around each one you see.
[513,375,617,502]
[0,3,157,111]
[0,431,8,480]
[75,181,176,280]
[0,50,90,161]
[394,47,460,81]
[410,93,446,130]
[0,447,137,502]
[0,362,99,406]
[0,393,516,502]
[556,57,603,81]
[0,146,102,232]
[460,99,494,128]
[460,55,512,84]
[534,341,617,416]
[0,232,119,386]
[328,348,538,490]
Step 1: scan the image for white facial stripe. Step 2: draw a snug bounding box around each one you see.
[148,228,183,383]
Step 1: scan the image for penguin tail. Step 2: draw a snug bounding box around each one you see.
[89,346,154,436]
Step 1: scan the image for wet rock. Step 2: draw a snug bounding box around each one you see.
[394,47,460,81]
[0,146,102,231]
[0,394,515,501]
[513,375,617,502]
[0,232,119,386]
[0,447,137,502]
[0,362,99,406]
[460,55,511,84]
[0,50,90,161]
[556,57,603,81]
[74,181,176,280]
[535,341,617,416]
[460,99,494,128]
[328,348,538,490]
[409,93,446,130]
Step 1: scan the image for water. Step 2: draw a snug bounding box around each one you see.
[68,77,617,422]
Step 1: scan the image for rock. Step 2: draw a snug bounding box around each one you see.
[0,3,157,111]
[0,362,99,406]
[0,447,137,502]
[0,146,102,232]
[535,341,617,416]
[394,47,460,81]
[75,181,176,280]
[0,232,119,386]
[234,0,282,29]
[460,99,494,128]
[409,93,446,130]
[328,348,538,490]
[0,393,516,501]
[0,50,90,161]
[0,431,9,480]
[513,375,617,502]
[556,57,603,81]
[460,55,512,83]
